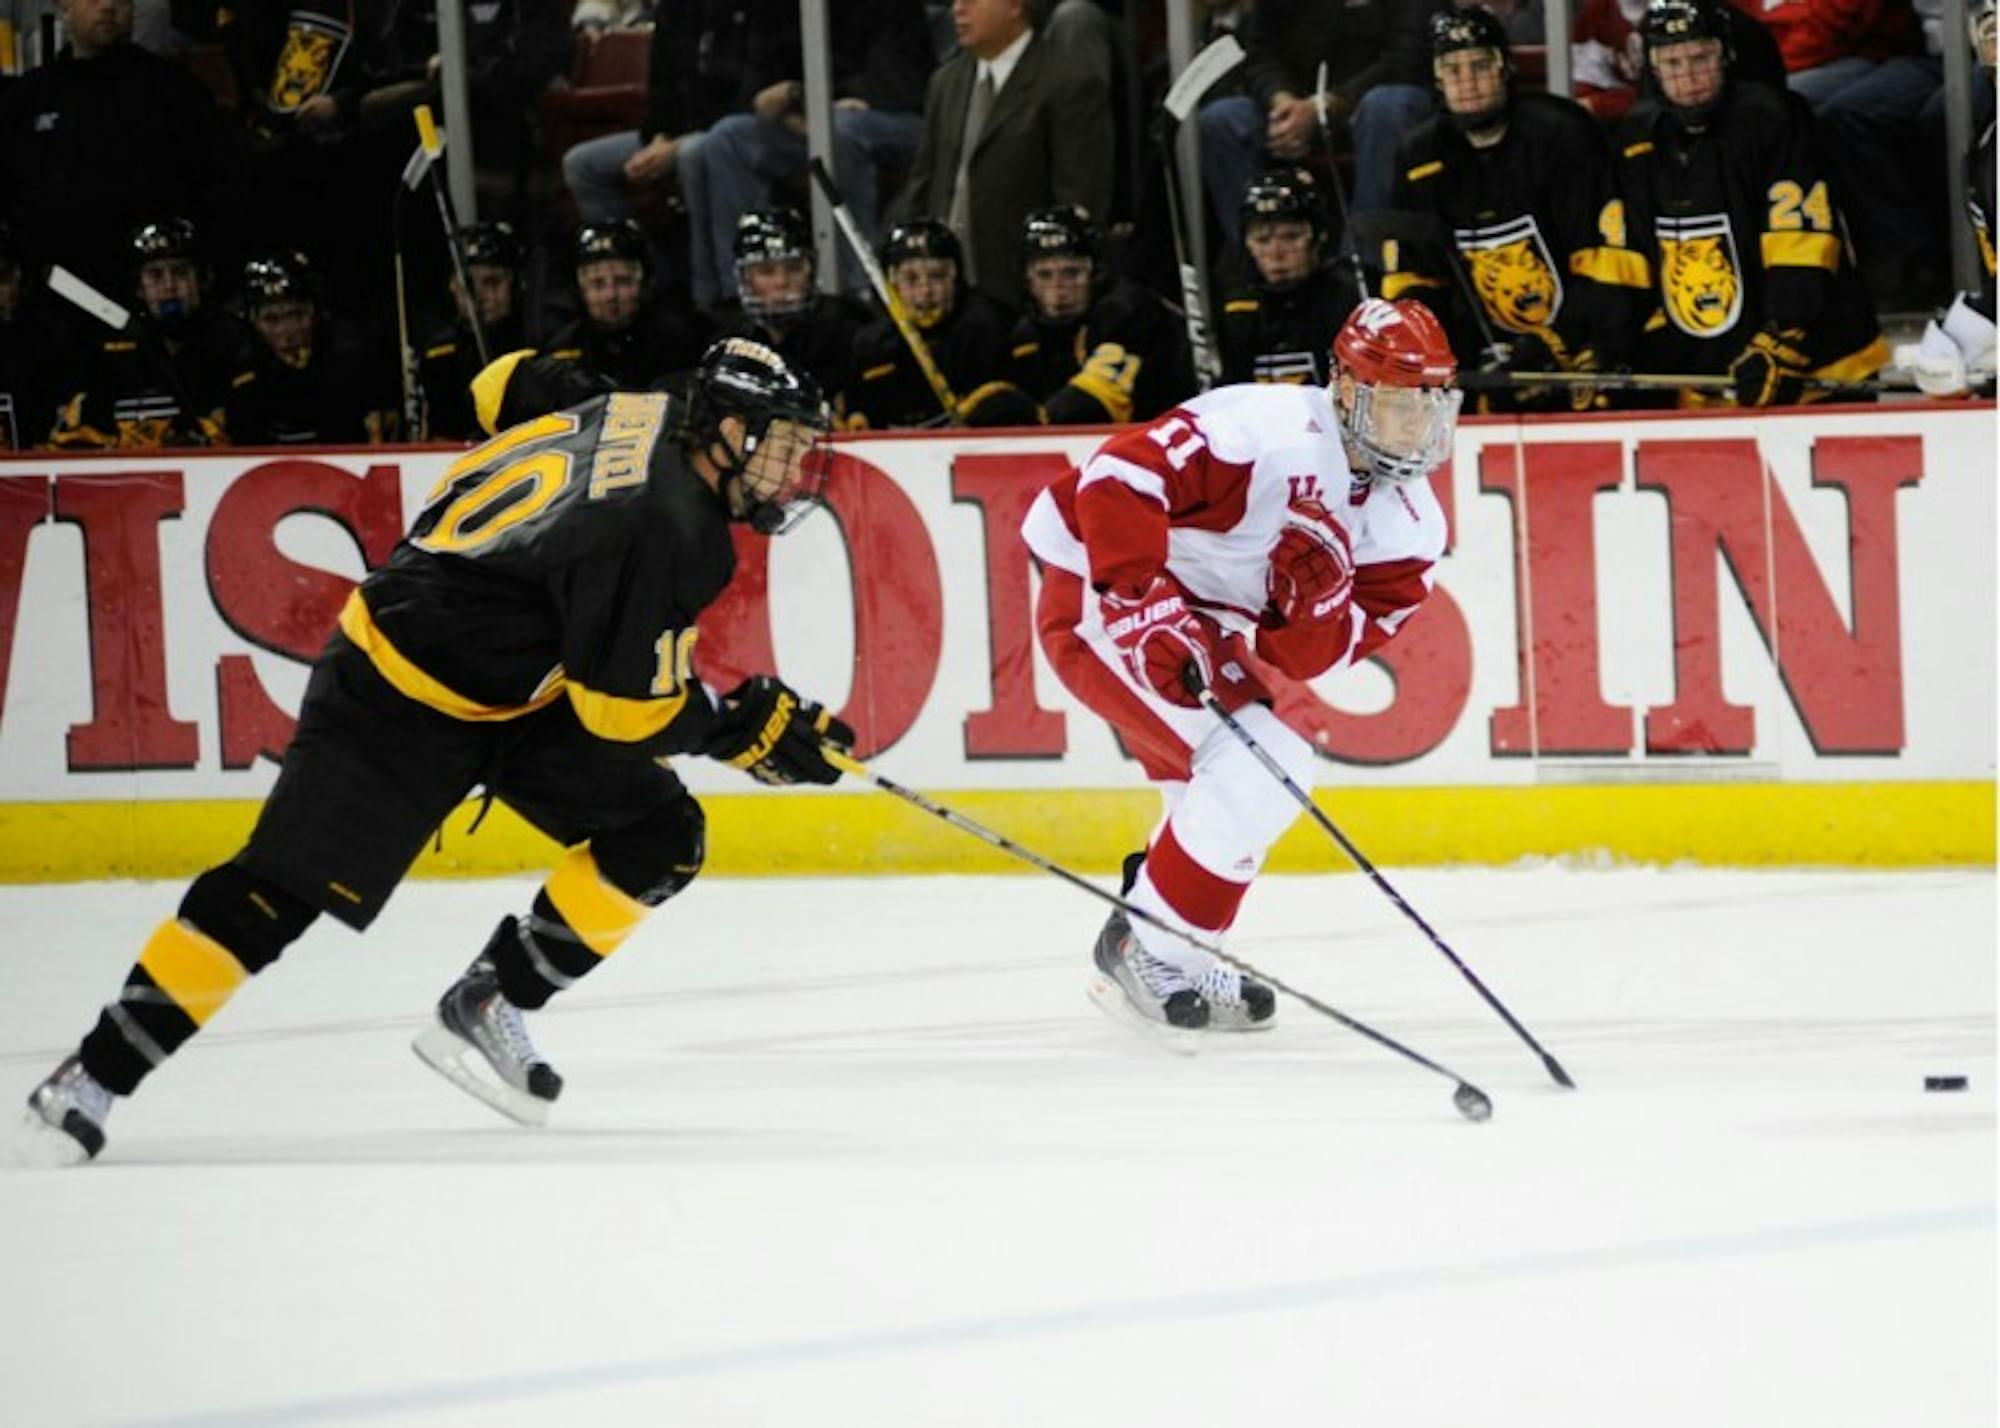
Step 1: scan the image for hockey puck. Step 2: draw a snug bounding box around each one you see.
[1923,1075,1968,1092]
[1452,1084,1493,1122]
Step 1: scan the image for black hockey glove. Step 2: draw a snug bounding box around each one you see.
[1729,328,1812,408]
[703,676,855,786]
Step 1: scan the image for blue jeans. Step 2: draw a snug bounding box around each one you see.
[1815,55,1947,266]
[1787,55,1880,112]
[562,130,644,223]
[679,107,923,308]
[1197,84,1436,250]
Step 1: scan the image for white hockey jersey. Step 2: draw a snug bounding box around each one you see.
[1021,384,1449,679]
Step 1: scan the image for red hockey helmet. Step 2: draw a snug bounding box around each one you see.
[1329,298,1461,483]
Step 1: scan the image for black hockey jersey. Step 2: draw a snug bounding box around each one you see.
[543,306,706,392]
[50,311,248,448]
[225,316,399,444]
[1614,83,1886,380]
[1005,280,1196,425]
[848,290,1017,428]
[347,362,730,755]
[1388,92,1643,366]
[0,311,66,449]
[1968,116,1995,321]
[418,314,527,441]
[1217,265,1362,386]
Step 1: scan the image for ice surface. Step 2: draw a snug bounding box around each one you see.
[0,867,1991,1427]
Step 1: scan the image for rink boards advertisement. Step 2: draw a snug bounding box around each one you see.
[0,402,1992,880]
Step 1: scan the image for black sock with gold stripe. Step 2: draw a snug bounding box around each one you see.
[78,864,316,1096]
[487,846,650,1010]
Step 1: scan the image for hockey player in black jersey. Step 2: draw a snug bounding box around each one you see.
[1615,0,1887,406]
[50,218,249,448]
[1216,167,1363,387]
[224,250,401,444]
[23,337,856,1162]
[1003,206,1195,425]
[0,224,62,449]
[1898,0,1996,398]
[847,219,1024,428]
[416,220,529,441]
[1385,6,1642,411]
[542,219,706,391]
[716,206,869,421]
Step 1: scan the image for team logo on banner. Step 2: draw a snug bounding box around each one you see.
[268,12,351,115]
[1656,212,1743,339]
[1456,214,1562,336]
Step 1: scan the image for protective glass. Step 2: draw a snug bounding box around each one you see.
[737,417,833,534]
[1348,381,1461,483]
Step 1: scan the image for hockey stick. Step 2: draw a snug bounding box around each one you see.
[1189,683,1573,1089]
[47,265,211,440]
[1158,34,1245,390]
[822,745,1495,1121]
[1456,368,1916,394]
[1311,61,1372,301]
[413,105,490,371]
[809,157,962,425]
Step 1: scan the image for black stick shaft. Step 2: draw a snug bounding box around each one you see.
[1197,692,1575,1089]
[823,749,1493,1103]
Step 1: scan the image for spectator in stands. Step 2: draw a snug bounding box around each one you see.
[225,250,400,443]
[1816,0,1989,303]
[0,224,66,450]
[1386,6,1641,410]
[1199,0,1449,250]
[541,219,705,388]
[1217,167,1363,386]
[674,0,933,310]
[1895,0,1996,394]
[1003,205,1194,424]
[50,217,248,447]
[847,219,1022,426]
[1615,0,1887,406]
[0,0,235,298]
[896,0,1115,308]
[1726,0,1920,110]
[418,221,529,440]
[715,207,870,420]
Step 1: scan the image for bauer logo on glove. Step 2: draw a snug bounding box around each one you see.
[703,675,855,786]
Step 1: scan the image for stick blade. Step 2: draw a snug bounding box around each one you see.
[1163,34,1246,121]
[47,265,131,331]
[1544,1053,1577,1090]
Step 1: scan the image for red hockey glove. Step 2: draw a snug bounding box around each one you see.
[1099,574,1224,709]
[1266,502,1355,626]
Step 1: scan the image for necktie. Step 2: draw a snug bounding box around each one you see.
[948,67,998,279]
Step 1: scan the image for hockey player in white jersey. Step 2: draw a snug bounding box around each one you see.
[1021,298,1461,1031]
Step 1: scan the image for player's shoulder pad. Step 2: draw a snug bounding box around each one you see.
[472,349,611,436]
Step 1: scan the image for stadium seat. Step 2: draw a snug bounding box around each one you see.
[538,24,651,160]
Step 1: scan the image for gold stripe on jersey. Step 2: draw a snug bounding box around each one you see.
[471,348,538,436]
[1223,299,1261,314]
[1570,246,1651,289]
[563,679,690,743]
[338,590,564,722]
[138,918,248,1026]
[544,845,647,957]
[1760,231,1839,271]
[1623,141,1654,159]
[1405,160,1443,182]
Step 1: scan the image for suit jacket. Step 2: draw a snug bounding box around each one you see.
[900,30,1113,307]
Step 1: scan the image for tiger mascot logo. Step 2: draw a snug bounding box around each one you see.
[268,15,351,115]
[1656,213,1743,338]
[1457,215,1562,336]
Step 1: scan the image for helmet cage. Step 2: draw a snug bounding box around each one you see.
[1340,380,1462,484]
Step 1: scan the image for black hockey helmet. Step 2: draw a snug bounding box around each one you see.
[574,218,650,271]
[687,337,833,535]
[1641,0,1734,123]
[1019,205,1100,270]
[240,250,316,313]
[457,219,522,271]
[130,217,201,267]
[733,206,816,319]
[882,218,963,272]
[1239,167,1326,237]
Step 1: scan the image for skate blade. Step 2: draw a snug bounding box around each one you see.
[1086,976,1202,1057]
[13,1109,94,1168]
[412,1025,552,1128]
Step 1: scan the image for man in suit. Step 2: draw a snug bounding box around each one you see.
[897,0,1114,308]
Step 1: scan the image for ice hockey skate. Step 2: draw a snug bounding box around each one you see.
[19,1054,113,1166]
[1088,903,1277,1049]
[413,925,563,1127]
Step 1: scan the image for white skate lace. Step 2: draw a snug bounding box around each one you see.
[1129,946,1195,1000]
[481,994,541,1068]
[1193,964,1246,1008]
